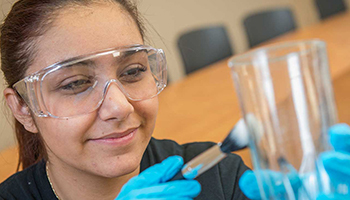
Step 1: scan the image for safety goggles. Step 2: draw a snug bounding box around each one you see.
[13,45,167,119]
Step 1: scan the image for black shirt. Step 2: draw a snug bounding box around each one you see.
[0,138,250,200]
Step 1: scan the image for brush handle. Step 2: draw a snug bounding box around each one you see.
[169,145,227,181]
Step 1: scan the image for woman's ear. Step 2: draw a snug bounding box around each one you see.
[4,88,39,133]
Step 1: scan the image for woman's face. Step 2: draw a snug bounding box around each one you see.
[27,2,158,178]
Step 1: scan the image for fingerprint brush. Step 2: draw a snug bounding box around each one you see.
[169,117,250,181]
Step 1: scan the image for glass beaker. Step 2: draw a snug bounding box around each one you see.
[229,40,341,199]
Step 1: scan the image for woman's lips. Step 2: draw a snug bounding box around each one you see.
[90,128,138,145]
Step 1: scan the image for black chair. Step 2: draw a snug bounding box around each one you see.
[243,8,296,48]
[177,25,233,75]
[315,0,347,20]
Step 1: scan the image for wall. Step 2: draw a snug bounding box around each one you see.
[0,0,16,151]
[0,0,349,151]
[137,0,328,82]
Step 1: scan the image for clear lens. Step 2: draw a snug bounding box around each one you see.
[37,46,165,118]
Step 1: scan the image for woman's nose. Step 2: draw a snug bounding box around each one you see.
[98,81,134,121]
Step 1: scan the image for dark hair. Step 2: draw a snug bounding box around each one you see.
[0,0,145,170]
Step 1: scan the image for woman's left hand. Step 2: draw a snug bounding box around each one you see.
[239,123,350,200]
[316,124,350,199]
[115,155,201,200]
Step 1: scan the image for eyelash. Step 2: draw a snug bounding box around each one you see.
[120,64,147,81]
[61,79,92,90]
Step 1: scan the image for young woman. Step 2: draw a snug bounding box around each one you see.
[0,0,249,199]
[3,1,349,199]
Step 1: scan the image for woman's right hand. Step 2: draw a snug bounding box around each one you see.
[115,155,201,200]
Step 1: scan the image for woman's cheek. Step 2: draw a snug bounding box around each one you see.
[134,98,158,129]
[36,114,95,148]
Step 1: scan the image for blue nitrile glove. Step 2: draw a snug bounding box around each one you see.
[317,123,350,200]
[239,169,301,199]
[115,155,201,200]
[239,123,350,200]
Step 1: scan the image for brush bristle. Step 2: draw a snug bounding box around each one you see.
[220,118,249,153]
[220,113,263,153]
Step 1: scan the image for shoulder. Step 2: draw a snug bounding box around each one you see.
[0,160,55,200]
[0,162,37,192]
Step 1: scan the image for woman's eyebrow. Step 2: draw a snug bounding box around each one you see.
[64,59,96,68]
[61,49,148,69]
[114,49,148,63]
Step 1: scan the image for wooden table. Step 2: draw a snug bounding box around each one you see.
[2,12,350,182]
[152,12,350,169]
